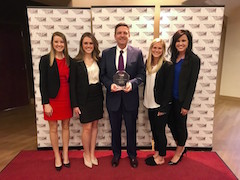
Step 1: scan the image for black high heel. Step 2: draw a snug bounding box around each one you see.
[182,148,187,156]
[168,148,187,165]
[62,152,71,168]
[55,164,62,171]
[63,162,70,168]
[55,157,62,171]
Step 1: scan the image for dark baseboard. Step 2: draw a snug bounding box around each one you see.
[37,146,212,151]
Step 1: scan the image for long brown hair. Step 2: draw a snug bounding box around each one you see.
[74,32,100,62]
[49,31,69,66]
[146,38,166,74]
[168,29,193,63]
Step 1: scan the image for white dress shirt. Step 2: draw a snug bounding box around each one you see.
[86,61,100,84]
[143,65,160,109]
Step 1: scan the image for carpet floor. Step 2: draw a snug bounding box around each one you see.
[0,150,237,180]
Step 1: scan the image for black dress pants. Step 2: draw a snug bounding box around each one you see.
[108,105,137,159]
[168,99,188,146]
[148,108,168,156]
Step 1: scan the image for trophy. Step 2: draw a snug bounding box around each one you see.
[113,70,130,87]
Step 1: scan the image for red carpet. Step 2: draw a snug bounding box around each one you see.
[0,150,237,180]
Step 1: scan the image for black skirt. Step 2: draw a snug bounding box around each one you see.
[80,83,103,123]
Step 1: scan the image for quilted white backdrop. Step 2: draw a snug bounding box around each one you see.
[28,6,224,148]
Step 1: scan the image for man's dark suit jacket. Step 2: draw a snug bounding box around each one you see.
[39,54,72,105]
[70,60,103,109]
[100,45,145,111]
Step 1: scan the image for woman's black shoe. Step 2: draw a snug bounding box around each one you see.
[145,156,158,166]
[168,158,182,165]
[145,156,154,162]
[55,165,62,171]
[63,162,70,168]
[183,148,187,155]
[61,152,70,168]
[168,148,187,165]
[145,156,165,166]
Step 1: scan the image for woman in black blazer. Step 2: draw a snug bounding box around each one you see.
[39,32,73,171]
[167,30,200,165]
[70,32,103,168]
[144,38,173,166]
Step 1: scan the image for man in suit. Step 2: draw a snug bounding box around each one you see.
[100,22,145,168]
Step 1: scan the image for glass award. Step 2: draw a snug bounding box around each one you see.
[113,70,130,87]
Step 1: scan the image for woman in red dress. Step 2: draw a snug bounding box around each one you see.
[39,32,73,171]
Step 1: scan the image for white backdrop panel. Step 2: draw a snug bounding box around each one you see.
[28,6,223,148]
[159,6,224,147]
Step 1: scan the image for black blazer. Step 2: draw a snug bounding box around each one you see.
[153,60,174,112]
[70,59,103,109]
[39,54,72,105]
[176,51,201,110]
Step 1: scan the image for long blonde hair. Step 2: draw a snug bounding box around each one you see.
[146,38,166,74]
[49,32,69,66]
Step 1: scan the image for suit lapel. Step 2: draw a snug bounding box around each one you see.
[80,61,89,83]
[126,46,133,70]
[82,61,88,74]
[111,47,117,72]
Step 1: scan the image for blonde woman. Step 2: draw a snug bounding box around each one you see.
[143,38,173,166]
[70,32,103,168]
[39,32,73,171]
